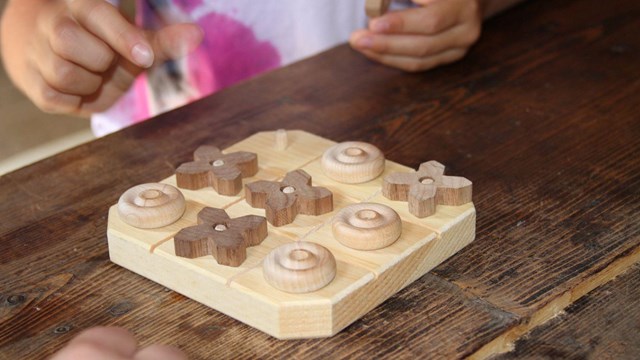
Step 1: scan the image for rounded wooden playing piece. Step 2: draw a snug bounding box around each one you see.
[263,242,337,293]
[117,183,186,229]
[332,203,402,250]
[321,141,385,184]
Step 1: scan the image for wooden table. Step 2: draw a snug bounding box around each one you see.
[1,0,639,358]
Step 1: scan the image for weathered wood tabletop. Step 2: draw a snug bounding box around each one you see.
[1,0,639,358]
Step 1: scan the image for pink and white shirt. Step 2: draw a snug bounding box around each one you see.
[92,0,369,136]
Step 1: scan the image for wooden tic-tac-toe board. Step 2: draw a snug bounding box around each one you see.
[107,130,476,339]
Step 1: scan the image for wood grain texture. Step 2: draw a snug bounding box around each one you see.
[495,264,640,359]
[1,0,639,357]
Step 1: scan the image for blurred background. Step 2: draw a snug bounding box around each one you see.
[0,0,116,175]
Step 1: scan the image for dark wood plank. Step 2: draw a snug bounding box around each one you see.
[431,0,640,318]
[495,264,640,359]
[1,0,639,358]
[0,269,517,359]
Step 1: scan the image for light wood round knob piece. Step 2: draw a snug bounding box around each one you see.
[117,183,186,229]
[365,0,391,17]
[263,242,337,293]
[321,141,385,183]
[332,203,402,250]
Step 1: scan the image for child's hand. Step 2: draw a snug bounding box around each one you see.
[350,0,482,72]
[0,0,202,116]
[50,326,186,360]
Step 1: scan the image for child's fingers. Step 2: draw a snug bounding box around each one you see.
[351,24,480,57]
[79,81,129,114]
[78,58,141,114]
[66,0,154,68]
[54,326,139,359]
[23,67,82,114]
[37,54,103,95]
[46,14,115,73]
[68,22,203,115]
[80,63,137,113]
[357,47,467,72]
[134,344,188,360]
[369,0,464,35]
[148,23,204,64]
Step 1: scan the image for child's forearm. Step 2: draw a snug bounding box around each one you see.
[482,0,526,19]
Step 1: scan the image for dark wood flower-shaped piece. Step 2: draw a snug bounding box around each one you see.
[245,170,333,227]
[174,207,267,267]
[176,145,258,195]
[383,160,472,218]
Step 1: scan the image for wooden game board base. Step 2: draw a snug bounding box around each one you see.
[107,130,476,339]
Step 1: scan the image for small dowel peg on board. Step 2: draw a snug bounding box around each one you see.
[263,241,336,293]
[321,141,385,184]
[365,0,391,17]
[274,129,288,150]
[332,203,402,250]
[117,183,186,229]
[175,145,258,195]
[383,160,472,218]
[245,170,333,227]
[174,207,268,267]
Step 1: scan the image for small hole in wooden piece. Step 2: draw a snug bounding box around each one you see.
[344,147,365,157]
[140,189,162,200]
[281,186,296,194]
[419,177,435,185]
[212,160,225,167]
[214,224,227,232]
[356,209,379,220]
[290,249,311,261]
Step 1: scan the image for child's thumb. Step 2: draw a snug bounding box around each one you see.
[148,23,204,65]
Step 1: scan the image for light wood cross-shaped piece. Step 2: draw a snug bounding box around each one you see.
[245,170,333,227]
[176,145,258,196]
[383,160,472,218]
[174,207,268,267]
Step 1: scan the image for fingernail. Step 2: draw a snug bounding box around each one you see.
[371,19,390,33]
[132,44,154,68]
[356,36,373,49]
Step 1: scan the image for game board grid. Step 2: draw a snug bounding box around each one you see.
[110,188,471,301]
[139,186,389,294]
[108,130,476,338]
[115,129,458,294]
